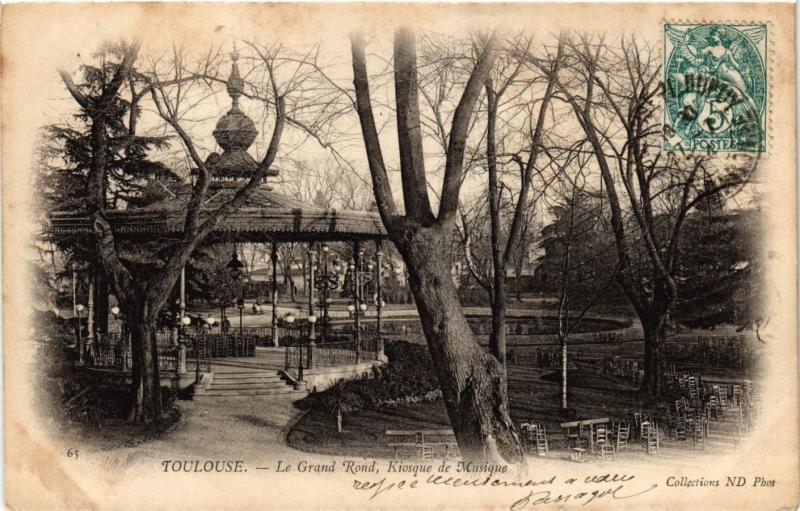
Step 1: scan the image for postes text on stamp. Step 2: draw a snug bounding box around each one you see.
[664,23,767,153]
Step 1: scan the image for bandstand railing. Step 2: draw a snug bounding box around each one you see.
[284,333,383,371]
[186,333,258,358]
[239,326,273,346]
[91,332,179,372]
[89,328,263,375]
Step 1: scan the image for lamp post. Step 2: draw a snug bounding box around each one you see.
[307,314,317,369]
[227,247,244,336]
[177,315,191,376]
[111,305,121,339]
[284,313,301,380]
[110,305,128,371]
[75,304,85,365]
[237,279,248,335]
[183,315,201,382]
[349,250,374,320]
[180,315,191,334]
[313,245,339,341]
[307,249,317,343]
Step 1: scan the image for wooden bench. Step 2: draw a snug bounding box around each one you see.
[560,418,610,451]
[386,429,458,460]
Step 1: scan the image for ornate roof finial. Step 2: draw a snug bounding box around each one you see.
[212,45,258,159]
[226,42,244,111]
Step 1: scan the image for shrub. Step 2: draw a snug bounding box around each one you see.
[33,311,180,428]
[305,340,440,412]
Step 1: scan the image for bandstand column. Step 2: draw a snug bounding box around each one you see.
[175,266,186,346]
[353,240,361,363]
[376,240,384,360]
[87,272,95,353]
[180,266,186,322]
[71,262,79,348]
[71,261,77,317]
[271,242,279,347]
[321,246,331,339]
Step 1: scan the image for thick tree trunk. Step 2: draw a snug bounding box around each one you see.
[395,223,523,463]
[127,318,163,422]
[489,276,508,375]
[642,316,666,396]
[337,410,343,433]
[94,270,109,335]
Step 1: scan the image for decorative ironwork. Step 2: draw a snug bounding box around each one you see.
[91,332,178,372]
[312,245,342,339]
[285,338,381,371]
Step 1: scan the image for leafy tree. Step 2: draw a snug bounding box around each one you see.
[54,42,287,422]
[674,208,761,329]
[38,47,180,335]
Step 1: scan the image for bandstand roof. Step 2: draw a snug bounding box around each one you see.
[49,50,387,245]
[49,184,388,243]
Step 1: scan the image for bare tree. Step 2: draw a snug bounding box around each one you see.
[56,40,344,421]
[542,150,618,411]
[453,36,565,379]
[277,243,300,302]
[281,157,372,211]
[351,29,524,463]
[545,35,758,395]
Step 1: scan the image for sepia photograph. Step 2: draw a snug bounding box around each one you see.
[1,3,797,509]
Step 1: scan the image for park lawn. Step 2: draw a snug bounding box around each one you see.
[288,401,451,459]
[46,407,182,453]
[287,366,668,458]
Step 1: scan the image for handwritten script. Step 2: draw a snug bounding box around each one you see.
[352,466,658,508]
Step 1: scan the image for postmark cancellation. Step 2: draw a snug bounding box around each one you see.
[663,23,768,153]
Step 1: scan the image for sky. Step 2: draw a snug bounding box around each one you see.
[42,19,762,262]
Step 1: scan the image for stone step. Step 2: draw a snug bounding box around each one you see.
[211,374,285,382]
[211,359,281,370]
[208,381,289,389]
[195,387,304,397]
[191,367,305,398]
[213,369,278,374]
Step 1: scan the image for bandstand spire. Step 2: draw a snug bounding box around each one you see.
[209,45,259,180]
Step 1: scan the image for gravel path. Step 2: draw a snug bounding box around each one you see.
[87,395,311,473]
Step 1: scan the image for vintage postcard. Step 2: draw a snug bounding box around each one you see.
[1,2,797,510]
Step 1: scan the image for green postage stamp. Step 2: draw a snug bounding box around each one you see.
[664,23,768,153]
